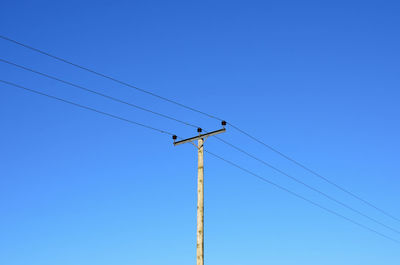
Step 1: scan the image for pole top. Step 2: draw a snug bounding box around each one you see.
[174,128,226,146]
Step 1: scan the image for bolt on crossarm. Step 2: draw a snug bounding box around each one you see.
[172,121,227,265]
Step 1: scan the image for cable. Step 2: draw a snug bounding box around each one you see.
[3,58,398,234]
[0,58,198,129]
[2,77,398,245]
[204,149,400,245]
[0,35,222,121]
[0,79,175,136]
[214,135,400,235]
[227,122,400,223]
[1,34,398,223]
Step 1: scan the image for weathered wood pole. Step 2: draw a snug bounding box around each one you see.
[197,137,204,265]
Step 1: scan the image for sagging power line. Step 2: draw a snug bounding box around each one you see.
[1,34,397,224]
[205,150,400,245]
[1,57,399,235]
[0,58,199,129]
[1,78,399,245]
[0,79,175,136]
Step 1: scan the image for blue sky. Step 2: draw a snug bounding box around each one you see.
[1,1,400,264]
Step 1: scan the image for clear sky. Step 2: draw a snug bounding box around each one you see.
[1,1,400,264]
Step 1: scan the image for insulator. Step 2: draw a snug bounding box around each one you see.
[197,128,202,133]
[172,135,177,140]
[221,120,227,126]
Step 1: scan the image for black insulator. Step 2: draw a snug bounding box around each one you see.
[197,128,202,133]
[221,120,227,126]
[172,135,177,140]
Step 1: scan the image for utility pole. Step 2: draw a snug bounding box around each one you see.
[173,121,226,265]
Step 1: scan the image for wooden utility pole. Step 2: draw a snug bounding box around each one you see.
[197,137,204,265]
[173,122,226,265]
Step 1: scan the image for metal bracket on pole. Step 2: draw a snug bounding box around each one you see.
[173,128,226,146]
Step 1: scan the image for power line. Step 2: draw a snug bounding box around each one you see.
[1,34,398,223]
[3,57,399,235]
[0,58,198,129]
[204,149,400,245]
[1,77,398,245]
[214,135,400,235]
[226,123,400,223]
[0,35,222,121]
[0,79,175,136]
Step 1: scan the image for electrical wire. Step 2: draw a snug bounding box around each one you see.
[2,57,399,234]
[0,79,175,136]
[1,34,398,223]
[214,135,400,235]
[204,149,400,245]
[226,123,400,223]
[1,77,399,245]
[0,58,198,129]
[0,35,221,121]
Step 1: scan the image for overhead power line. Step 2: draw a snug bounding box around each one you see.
[1,34,398,224]
[0,79,175,136]
[1,78,399,245]
[0,35,221,121]
[3,57,399,235]
[0,58,198,129]
[214,136,400,235]
[226,123,400,224]
[5,58,400,235]
[204,150,400,245]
